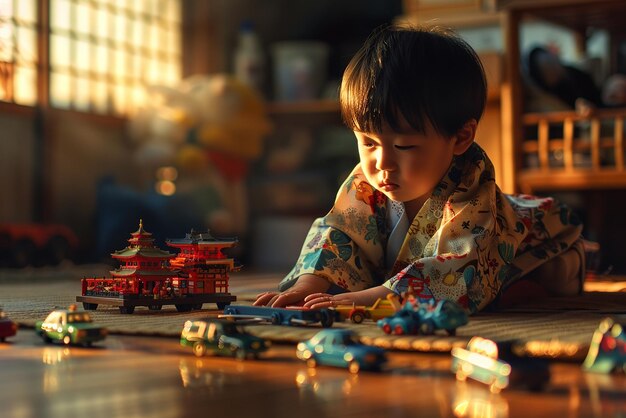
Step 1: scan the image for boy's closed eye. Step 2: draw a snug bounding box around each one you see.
[394,145,416,150]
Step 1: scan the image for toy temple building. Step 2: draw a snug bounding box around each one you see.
[76,220,238,314]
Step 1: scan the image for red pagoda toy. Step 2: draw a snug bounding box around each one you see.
[76,220,238,314]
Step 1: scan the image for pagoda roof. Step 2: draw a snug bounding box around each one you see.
[111,268,174,277]
[112,246,174,258]
[166,229,238,246]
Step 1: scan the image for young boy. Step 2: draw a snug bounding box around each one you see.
[254,25,584,314]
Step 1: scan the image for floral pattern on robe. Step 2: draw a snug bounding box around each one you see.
[279,143,583,313]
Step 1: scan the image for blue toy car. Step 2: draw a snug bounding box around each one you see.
[296,329,387,373]
[222,305,336,327]
[583,317,626,373]
[451,337,511,393]
[377,299,468,336]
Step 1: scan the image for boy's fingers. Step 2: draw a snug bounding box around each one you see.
[304,292,330,302]
[253,292,278,306]
[303,295,334,309]
[271,291,302,308]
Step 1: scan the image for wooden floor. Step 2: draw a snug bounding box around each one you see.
[1,330,625,418]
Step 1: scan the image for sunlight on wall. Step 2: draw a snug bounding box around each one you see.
[49,0,182,115]
[0,0,182,114]
[0,0,37,105]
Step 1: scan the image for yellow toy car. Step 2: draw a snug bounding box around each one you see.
[335,294,400,324]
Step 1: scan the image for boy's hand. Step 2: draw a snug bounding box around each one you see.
[303,285,393,309]
[253,274,330,308]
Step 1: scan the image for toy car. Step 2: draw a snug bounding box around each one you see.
[334,294,400,324]
[583,317,626,373]
[377,298,468,335]
[35,305,108,346]
[0,223,78,267]
[0,308,17,342]
[221,305,336,327]
[180,318,270,359]
[451,337,512,393]
[451,337,551,393]
[296,329,387,373]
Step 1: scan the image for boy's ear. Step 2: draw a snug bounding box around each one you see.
[452,119,477,155]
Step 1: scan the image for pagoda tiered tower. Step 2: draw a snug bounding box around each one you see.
[110,220,175,293]
[166,229,241,295]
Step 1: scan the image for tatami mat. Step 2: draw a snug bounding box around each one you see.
[1,265,625,362]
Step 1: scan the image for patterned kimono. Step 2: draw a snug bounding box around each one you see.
[279,143,583,313]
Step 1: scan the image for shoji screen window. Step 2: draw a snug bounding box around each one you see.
[49,0,181,115]
[0,0,38,105]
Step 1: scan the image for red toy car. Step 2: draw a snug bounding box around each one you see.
[0,309,18,342]
[0,223,78,267]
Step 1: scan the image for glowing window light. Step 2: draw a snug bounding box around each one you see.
[155,180,176,196]
[0,0,37,105]
[156,166,178,181]
[48,0,182,115]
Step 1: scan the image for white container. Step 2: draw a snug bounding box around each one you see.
[234,21,266,94]
[271,41,329,101]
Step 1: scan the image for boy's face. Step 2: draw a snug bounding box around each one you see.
[355,121,468,208]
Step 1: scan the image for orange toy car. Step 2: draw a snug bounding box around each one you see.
[335,294,401,324]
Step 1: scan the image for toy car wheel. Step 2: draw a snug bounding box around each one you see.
[45,235,71,266]
[82,303,98,311]
[489,382,502,394]
[0,232,11,266]
[320,310,334,328]
[393,324,405,335]
[62,335,71,345]
[192,304,203,310]
[235,348,246,360]
[193,342,206,357]
[381,323,392,334]
[306,358,317,368]
[271,313,281,325]
[119,306,135,314]
[11,238,36,268]
[42,333,52,343]
[348,361,361,374]
[217,302,229,310]
[175,304,193,312]
[420,321,434,335]
[350,312,365,324]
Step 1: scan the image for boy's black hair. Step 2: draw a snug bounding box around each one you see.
[340,24,487,137]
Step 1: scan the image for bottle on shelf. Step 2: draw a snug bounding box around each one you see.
[233,20,266,96]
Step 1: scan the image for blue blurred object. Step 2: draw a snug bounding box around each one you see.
[583,317,626,373]
[94,177,221,261]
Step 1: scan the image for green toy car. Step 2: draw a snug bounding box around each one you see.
[35,305,108,346]
[180,318,270,359]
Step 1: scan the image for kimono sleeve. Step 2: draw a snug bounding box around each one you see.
[278,167,388,292]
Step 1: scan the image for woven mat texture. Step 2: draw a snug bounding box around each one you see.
[1,265,625,361]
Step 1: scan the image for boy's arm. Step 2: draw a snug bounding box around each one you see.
[253,274,330,307]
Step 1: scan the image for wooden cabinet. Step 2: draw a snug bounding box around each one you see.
[400,0,501,28]
[496,0,626,194]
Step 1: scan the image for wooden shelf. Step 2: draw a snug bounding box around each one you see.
[518,168,626,193]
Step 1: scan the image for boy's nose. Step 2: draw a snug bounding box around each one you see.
[375,149,396,171]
